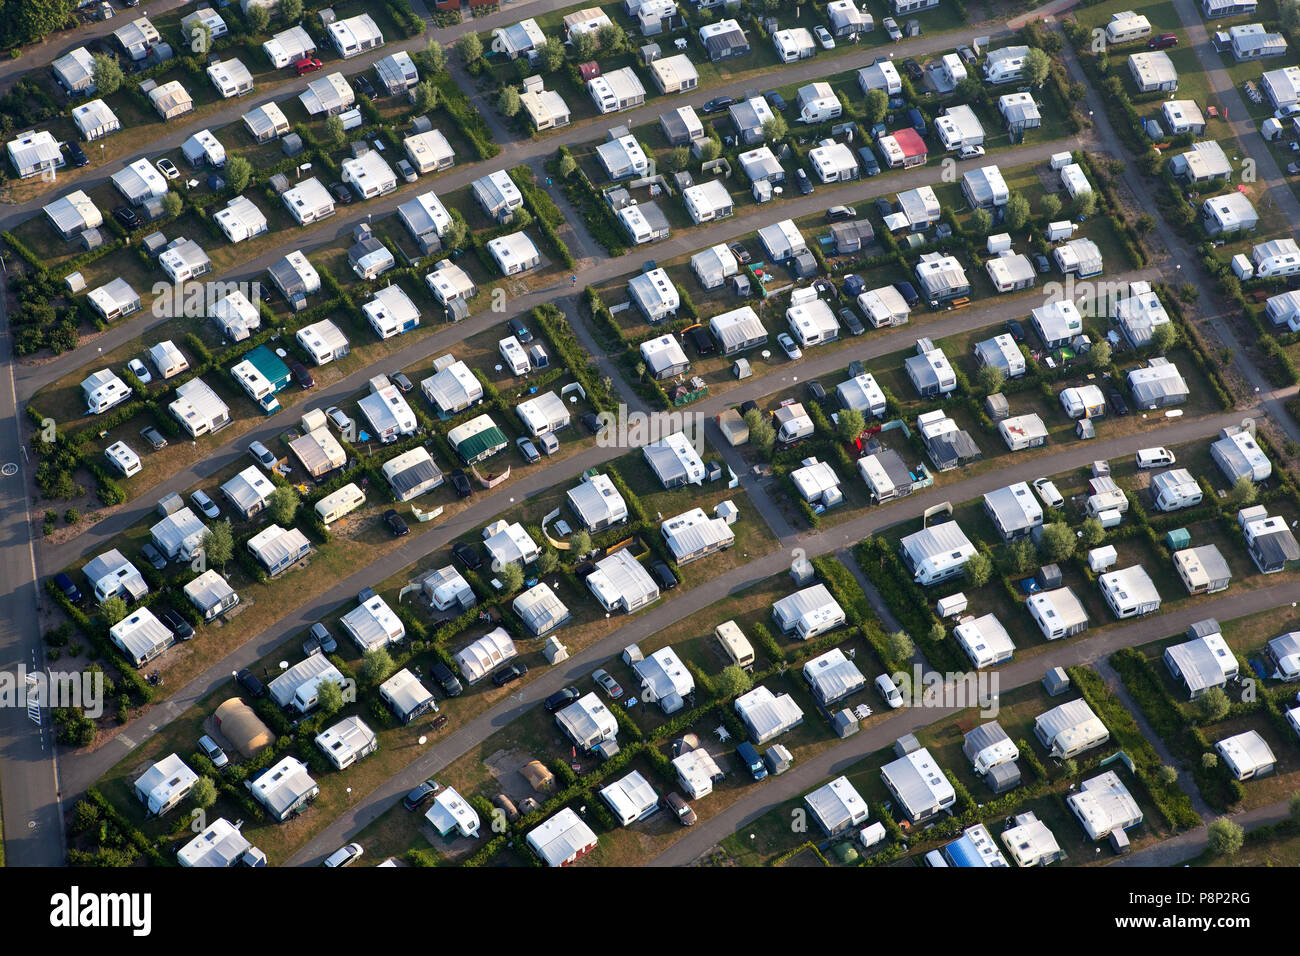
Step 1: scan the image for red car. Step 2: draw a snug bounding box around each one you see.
[294,57,323,76]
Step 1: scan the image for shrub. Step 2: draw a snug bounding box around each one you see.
[1207,818,1244,857]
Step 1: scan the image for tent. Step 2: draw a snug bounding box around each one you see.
[214,698,274,758]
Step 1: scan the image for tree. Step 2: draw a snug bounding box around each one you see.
[1285,0,1300,33]
[281,0,304,21]
[1005,192,1031,230]
[444,215,467,250]
[1231,476,1258,508]
[715,665,753,699]
[69,799,101,836]
[268,485,299,525]
[1157,765,1179,786]
[498,85,521,117]
[500,563,525,593]
[361,648,395,685]
[887,630,916,662]
[744,408,774,456]
[970,208,992,236]
[1023,47,1050,87]
[189,20,212,56]
[1090,339,1112,371]
[226,154,253,192]
[457,32,483,64]
[557,152,578,178]
[569,530,591,558]
[1062,758,1078,777]
[1038,522,1076,562]
[1200,686,1231,721]
[976,362,1004,395]
[162,190,183,219]
[535,38,564,73]
[668,146,690,171]
[537,548,558,575]
[572,30,598,61]
[1073,189,1097,218]
[864,88,888,125]
[92,53,123,97]
[596,23,627,54]
[191,776,217,809]
[1009,538,1036,574]
[761,114,788,143]
[699,138,722,162]
[964,552,993,588]
[317,678,344,715]
[1041,193,1062,220]
[837,408,865,445]
[424,39,448,73]
[247,3,271,32]
[203,520,235,570]
[1202,752,1219,769]
[1207,818,1244,858]
[412,79,440,114]
[1079,517,1105,547]
[100,596,128,627]
[1151,321,1177,352]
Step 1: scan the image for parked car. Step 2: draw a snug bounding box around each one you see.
[842,273,866,299]
[126,358,152,384]
[323,843,363,867]
[396,159,417,183]
[857,148,881,177]
[544,686,581,713]
[1032,478,1065,510]
[451,541,482,571]
[1147,32,1177,50]
[579,411,602,435]
[873,196,894,219]
[140,425,167,450]
[139,541,167,570]
[1287,161,1300,175]
[309,623,337,654]
[795,168,813,195]
[158,608,194,641]
[293,57,323,76]
[516,437,540,463]
[814,25,835,49]
[876,673,904,708]
[901,58,923,82]
[764,90,787,112]
[736,741,767,780]
[1004,319,1026,343]
[592,668,622,698]
[662,791,697,826]
[826,205,857,223]
[383,508,410,537]
[353,75,375,97]
[449,469,473,498]
[508,317,533,343]
[1033,253,1051,274]
[113,206,140,230]
[289,360,315,389]
[235,668,266,698]
[957,45,977,67]
[777,333,802,360]
[326,406,353,435]
[840,308,865,336]
[403,779,441,811]
[805,380,827,404]
[649,560,677,590]
[958,145,986,160]
[156,157,179,180]
[191,489,220,519]
[883,16,902,40]
[492,661,527,687]
[249,441,276,469]
[64,142,89,168]
[430,660,463,697]
[53,572,83,604]
[1105,386,1130,416]
[329,181,353,204]
[197,734,229,769]
[728,241,751,265]
[1136,447,1176,469]
[702,95,735,115]
[390,371,413,392]
[893,281,920,307]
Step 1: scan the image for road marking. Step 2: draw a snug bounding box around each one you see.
[1,462,15,476]
[117,734,136,749]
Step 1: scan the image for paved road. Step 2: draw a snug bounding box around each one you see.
[279,406,1248,865]
[0,258,66,865]
[649,578,1300,867]
[1111,796,1297,867]
[13,21,1027,400]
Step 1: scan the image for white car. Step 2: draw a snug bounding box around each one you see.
[1136,447,1176,469]
[325,406,354,436]
[1032,478,1064,509]
[883,17,902,41]
[157,158,180,180]
[777,333,803,360]
[126,358,152,385]
[957,145,986,160]
[249,440,277,469]
[191,489,221,519]
[875,674,904,709]
[815,25,835,49]
[324,843,363,867]
[1275,104,1300,120]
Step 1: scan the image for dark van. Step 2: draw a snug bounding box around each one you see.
[894,280,921,307]
[736,742,768,781]
[53,572,82,604]
[906,107,927,137]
